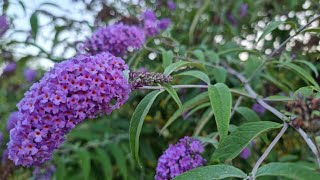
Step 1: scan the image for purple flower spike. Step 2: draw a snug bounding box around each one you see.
[155,136,206,180]
[24,68,37,82]
[240,147,250,159]
[252,103,266,116]
[142,9,157,21]
[7,111,19,131]
[3,62,16,73]
[158,18,171,30]
[239,3,248,17]
[0,15,9,37]
[8,52,131,167]
[83,23,145,56]
[167,0,176,11]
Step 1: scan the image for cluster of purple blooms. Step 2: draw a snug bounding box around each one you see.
[7,52,131,166]
[82,23,145,57]
[141,10,171,37]
[155,136,206,180]
[252,103,266,116]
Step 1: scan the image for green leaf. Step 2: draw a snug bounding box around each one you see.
[256,162,320,180]
[218,48,261,56]
[176,70,210,84]
[160,92,209,133]
[76,149,91,180]
[163,61,204,76]
[30,11,39,40]
[208,83,232,140]
[93,148,112,180]
[302,28,320,33]
[55,157,66,180]
[161,84,183,110]
[244,57,263,77]
[173,165,247,180]
[212,67,227,83]
[205,50,219,63]
[236,107,261,122]
[129,90,163,166]
[162,50,173,69]
[211,121,282,163]
[264,95,294,102]
[262,73,291,93]
[257,21,283,42]
[109,144,127,180]
[294,60,319,77]
[194,108,214,136]
[294,86,314,97]
[185,102,211,118]
[193,49,205,62]
[276,62,319,88]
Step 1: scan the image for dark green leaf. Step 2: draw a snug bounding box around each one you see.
[176,70,210,84]
[264,95,294,102]
[211,121,282,163]
[161,84,183,110]
[76,149,91,180]
[294,60,319,77]
[162,50,173,69]
[208,83,232,140]
[236,107,261,122]
[212,67,227,83]
[30,11,39,40]
[257,21,283,42]
[205,50,220,63]
[173,165,247,180]
[256,162,320,180]
[93,148,112,180]
[275,62,319,88]
[129,90,163,166]
[193,49,205,62]
[109,144,127,180]
[163,61,205,76]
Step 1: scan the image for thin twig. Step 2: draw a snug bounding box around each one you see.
[250,123,288,179]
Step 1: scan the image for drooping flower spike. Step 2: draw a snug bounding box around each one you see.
[155,136,206,180]
[8,52,131,167]
[82,23,145,56]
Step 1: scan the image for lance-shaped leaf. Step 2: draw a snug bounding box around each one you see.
[256,162,320,180]
[176,70,210,84]
[161,83,183,110]
[208,83,232,140]
[162,50,173,69]
[173,165,247,180]
[236,107,261,122]
[129,90,163,166]
[30,11,39,40]
[257,21,283,42]
[164,61,205,76]
[211,121,282,163]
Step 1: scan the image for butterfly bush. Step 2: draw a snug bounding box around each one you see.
[3,62,16,73]
[155,136,206,180]
[82,23,145,56]
[7,52,131,167]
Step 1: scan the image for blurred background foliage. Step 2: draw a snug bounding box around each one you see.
[1,0,320,179]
